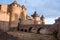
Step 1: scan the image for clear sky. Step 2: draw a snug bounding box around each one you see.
[0,0,60,24]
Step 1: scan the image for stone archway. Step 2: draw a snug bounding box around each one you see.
[21,29,23,31]
[25,29,27,32]
[37,27,44,34]
[17,18,21,31]
[28,27,32,32]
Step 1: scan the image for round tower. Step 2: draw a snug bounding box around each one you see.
[10,0,22,18]
[9,0,22,27]
[21,5,27,20]
[40,15,45,24]
[20,5,27,25]
[31,11,39,24]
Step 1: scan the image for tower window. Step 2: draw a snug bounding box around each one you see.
[25,29,27,32]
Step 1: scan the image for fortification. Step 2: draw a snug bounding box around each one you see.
[0,1,45,31]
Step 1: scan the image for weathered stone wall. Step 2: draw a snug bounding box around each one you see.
[0,13,9,21]
[11,4,22,18]
[56,23,60,40]
[0,12,9,31]
[18,24,59,40]
[20,19,34,25]
[0,21,9,31]
[19,24,58,34]
[1,4,8,13]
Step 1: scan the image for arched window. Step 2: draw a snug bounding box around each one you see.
[28,27,32,32]
[37,27,43,34]
[25,29,27,32]
[21,29,23,31]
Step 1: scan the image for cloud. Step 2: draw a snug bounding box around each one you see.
[18,0,60,18]
[45,17,58,24]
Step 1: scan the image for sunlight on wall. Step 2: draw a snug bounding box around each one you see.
[0,13,9,21]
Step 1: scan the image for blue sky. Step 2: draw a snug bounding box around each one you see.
[0,0,60,24]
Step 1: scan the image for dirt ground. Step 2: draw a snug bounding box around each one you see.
[7,31,57,40]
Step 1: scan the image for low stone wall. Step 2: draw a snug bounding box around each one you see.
[18,24,59,40]
[19,24,58,34]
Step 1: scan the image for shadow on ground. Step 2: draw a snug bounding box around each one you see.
[0,30,20,40]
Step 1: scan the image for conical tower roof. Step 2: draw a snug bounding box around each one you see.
[31,11,39,17]
[40,15,44,20]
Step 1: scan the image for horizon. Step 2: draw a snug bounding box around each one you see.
[0,0,60,24]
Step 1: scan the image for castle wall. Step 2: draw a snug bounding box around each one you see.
[0,11,18,31]
[10,15,19,27]
[54,18,60,40]
[57,24,60,40]
[0,21,9,31]
[9,4,22,27]
[20,19,34,25]
[12,5,22,18]
[0,13,9,21]
[1,4,8,13]
[20,18,41,25]
[0,2,46,31]
[0,12,9,31]
[21,8,27,20]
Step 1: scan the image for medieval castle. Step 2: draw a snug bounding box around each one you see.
[0,1,45,31]
[0,1,60,40]
[0,1,60,36]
